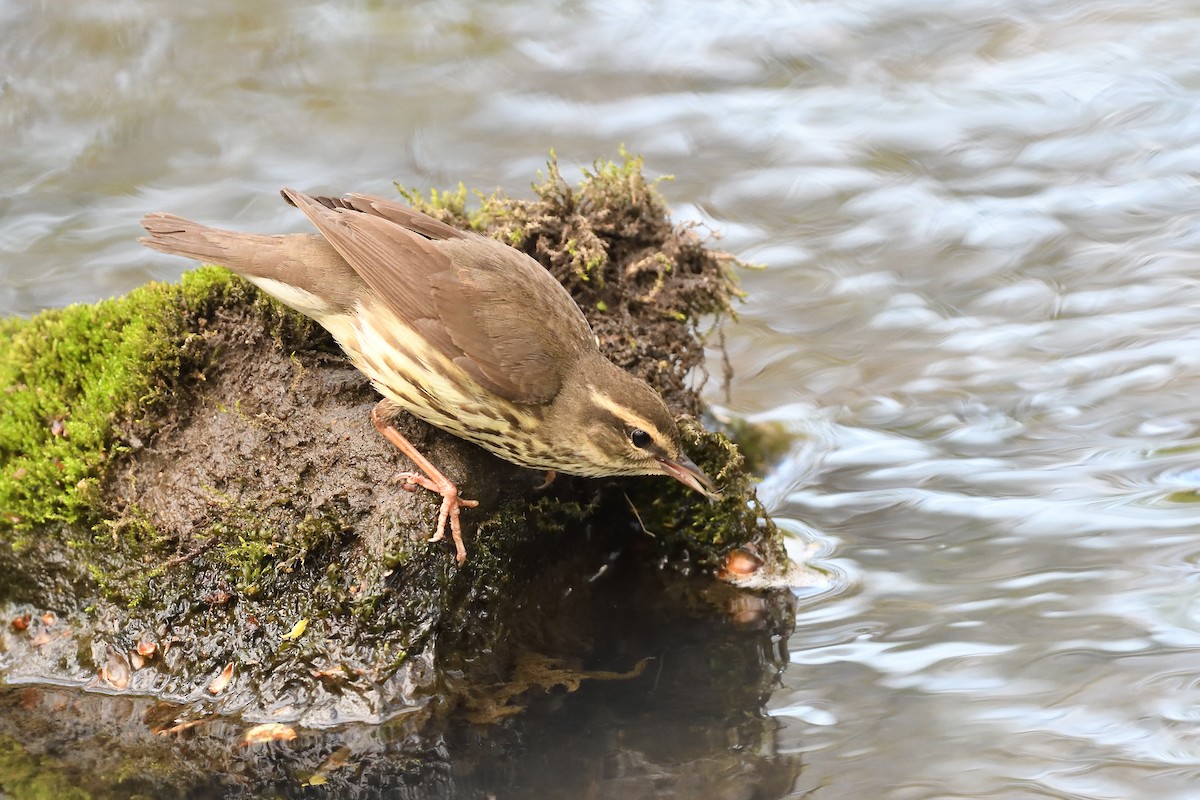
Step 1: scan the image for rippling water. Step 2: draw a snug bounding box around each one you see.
[5,0,1200,797]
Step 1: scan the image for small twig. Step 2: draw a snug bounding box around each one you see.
[623,492,656,538]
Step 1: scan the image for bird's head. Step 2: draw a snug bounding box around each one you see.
[550,356,720,498]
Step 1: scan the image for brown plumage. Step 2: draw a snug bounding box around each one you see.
[139,188,717,563]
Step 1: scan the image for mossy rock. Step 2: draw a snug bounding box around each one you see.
[0,154,787,726]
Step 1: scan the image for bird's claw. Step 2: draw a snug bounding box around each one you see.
[390,471,477,562]
[425,484,478,565]
[533,469,557,492]
[391,471,422,492]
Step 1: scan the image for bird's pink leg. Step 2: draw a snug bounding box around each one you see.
[371,402,478,564]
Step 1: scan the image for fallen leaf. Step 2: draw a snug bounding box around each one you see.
[208,661,234,694]
[100,650,130,690]
[282,618,308,641]
[304,745,351,785]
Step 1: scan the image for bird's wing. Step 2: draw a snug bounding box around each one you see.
[282,189,595,405]
[316,192,472,242]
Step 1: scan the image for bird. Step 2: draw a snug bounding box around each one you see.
[139,188,719,564]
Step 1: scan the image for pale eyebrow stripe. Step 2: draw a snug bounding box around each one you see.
[589,391,668,441]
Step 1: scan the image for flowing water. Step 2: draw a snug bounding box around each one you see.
[4,0,1200,797]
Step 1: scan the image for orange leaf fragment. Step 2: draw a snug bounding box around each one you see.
[208,661,235,694]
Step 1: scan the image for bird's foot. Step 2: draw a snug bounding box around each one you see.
[391,470,478,563]
[373,402,478,564]
[533,469,557,491]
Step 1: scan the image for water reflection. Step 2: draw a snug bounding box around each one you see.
[0,557,800,798]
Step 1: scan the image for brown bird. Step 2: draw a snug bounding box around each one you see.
[139,189,718,563]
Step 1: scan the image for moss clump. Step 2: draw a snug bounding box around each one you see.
[0,267,326,608]
[0,267,221,537]
[621,417,780,570]
[0,268,322,541]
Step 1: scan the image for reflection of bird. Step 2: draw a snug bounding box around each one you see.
[140,189,718,563]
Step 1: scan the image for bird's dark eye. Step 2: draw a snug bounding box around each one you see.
[630,428,652,449]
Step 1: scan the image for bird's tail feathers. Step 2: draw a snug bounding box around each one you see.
[138,213,254,265]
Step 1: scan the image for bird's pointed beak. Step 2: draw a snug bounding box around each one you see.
[657,455,722,500]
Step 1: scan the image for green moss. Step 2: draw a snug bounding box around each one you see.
[0,265,322,601]
[393,181,478,228]
[0,267,222,536]
[624,418,780,568]
[221,530,275,589]
[206,506,352,596]
[0,736,91,800]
